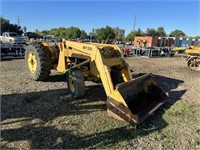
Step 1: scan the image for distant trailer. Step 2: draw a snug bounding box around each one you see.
[0,43,26,60]
[131,46,176,58]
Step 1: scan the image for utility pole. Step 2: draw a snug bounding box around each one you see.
[132,15,136,45]
[16,16,20,26]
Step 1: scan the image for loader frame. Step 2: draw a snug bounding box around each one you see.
[54,40,132,97]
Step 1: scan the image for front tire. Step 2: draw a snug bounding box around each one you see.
[66,68,85,98]
[25,43,51,81]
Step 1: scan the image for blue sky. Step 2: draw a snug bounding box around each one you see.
[1,0,200,36]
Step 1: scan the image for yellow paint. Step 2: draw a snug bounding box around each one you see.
[28,52,37,73]
[186,46,200,57]
[30,40,166,124]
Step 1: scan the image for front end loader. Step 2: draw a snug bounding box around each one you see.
[185,44,200,71]
[25,40,168,124]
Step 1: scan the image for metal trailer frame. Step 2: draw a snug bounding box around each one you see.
[131,47,176,58]
[0,44,26,60]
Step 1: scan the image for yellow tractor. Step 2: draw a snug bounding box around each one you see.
[25,40,168,124]
[185,42,200,71]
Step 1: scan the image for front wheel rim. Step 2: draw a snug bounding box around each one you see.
[28,52,37,73]
[69,75,75,92]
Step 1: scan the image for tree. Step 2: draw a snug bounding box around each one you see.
[65,27,81,39]
[25,32,43,39]
[89,28,97,41]
[48,28,58,35]
[125,31,133,42]
[146,28,157,37]
[125,28,145,42]
[0,17,23,34]
[1,17,10,32]
[23,26,27,33]
[80,30,88,40]
[34,29,45,37]
[113,27,125,41]
[125,31,136,42]
[46,27,85,39]
[41,30,48,36]
[136,28,145,36]
[156,27,166,37]
[194,36,200,40]
[96,26,115,42]
[169,29,186,37]
[58,27,67,38]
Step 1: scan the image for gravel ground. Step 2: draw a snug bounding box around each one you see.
[1,54,200,149]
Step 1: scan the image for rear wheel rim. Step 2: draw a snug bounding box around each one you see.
[28,52,37,73]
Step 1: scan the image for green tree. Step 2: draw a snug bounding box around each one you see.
[65,27,81,39]
[58,27,67,38]
[89,28,99,41]
[146,28,157,37]
[23,26,27,33]
[136,28,145,36]
[113,27,125,41]
[41,30,48,36]
[25,32,43,39]
[125,31,136,42]
[156,27,166,37]
[194,36,200,40]
[48,28,58,35]
[125,28,145,42]
[80,30,88,40]
[46,27,84,39]
[96,26,115,42]
[0,16,9,32]
[34,29,45,37]
[0,17,23,34]
[169,29,186,37]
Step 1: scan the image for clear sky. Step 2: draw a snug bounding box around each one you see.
[1,0,200,36]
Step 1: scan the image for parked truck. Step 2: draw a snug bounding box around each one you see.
[0,32,26,44]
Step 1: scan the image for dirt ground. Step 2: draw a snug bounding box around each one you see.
[1,54,200,149]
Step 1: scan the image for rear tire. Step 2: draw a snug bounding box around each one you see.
[66,68,85,98]
[25,43,51,81]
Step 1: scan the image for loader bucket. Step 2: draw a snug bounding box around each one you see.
[107,73,168,124]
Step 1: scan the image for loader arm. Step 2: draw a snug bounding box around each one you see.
[56,41,132,96]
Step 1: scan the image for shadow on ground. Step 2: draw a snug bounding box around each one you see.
[1,74,186,149]
[44,74,66,82]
